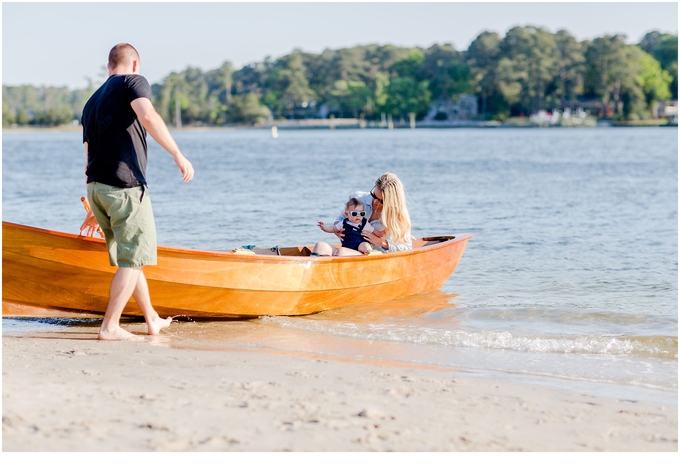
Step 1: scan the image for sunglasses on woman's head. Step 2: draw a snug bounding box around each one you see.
[348,211,366,217]
[370,190,383,205]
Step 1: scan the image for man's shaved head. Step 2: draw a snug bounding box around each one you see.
[108,43,140,70]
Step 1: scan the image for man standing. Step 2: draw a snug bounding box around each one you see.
[80,43,194,340]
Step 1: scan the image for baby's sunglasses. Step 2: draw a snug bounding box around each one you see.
[348,210,366,217]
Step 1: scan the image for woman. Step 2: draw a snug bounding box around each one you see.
[312,172,412,255]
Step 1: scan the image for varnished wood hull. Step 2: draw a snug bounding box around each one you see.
[2,221,471,318]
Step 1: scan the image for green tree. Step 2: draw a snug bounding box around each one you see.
[381,77,431,119]
[330,80,373,117]
[638,50,672,110]
[495,57,523,112]
[553,30,586,109]
[32,106,74,126]
[306,44,412,118]
[391,48,426,78]
[3,98,14,126]
[5,30,678,127]
[584,35,645,117]
[639,31,666,55]
[467,31,502,117]
[16,108,30,125]
[421,44,474,106]
[156,72,190,125]
[71,86,94,121]
[203,61,234,124]
[230,92,270,124]
[498,26,558,114]
[274,52,317,114]
[666,62,678,99]
[373,71,390,110]
[639,31,677,99]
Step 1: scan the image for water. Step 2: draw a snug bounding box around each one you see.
[2,127,677,405]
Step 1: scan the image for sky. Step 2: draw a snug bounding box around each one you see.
[2,1,678,90]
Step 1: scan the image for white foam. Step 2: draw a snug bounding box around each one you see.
[261,317,677,358]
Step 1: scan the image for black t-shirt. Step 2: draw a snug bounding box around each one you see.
[82,74,152,188]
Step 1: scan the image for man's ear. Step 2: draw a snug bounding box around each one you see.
[132,60,138,73]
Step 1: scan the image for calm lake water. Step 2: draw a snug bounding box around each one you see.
[2,127,678,405]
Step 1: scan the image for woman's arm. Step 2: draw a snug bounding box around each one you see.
[362,230,412,252]
[361,230,388,250]
[384,240,412,252]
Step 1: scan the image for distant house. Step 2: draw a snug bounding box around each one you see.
[317,103,330,119]
[424,94,479,121]
[565,99,601,115]
[660,100,678,123]
[564,99,623,118]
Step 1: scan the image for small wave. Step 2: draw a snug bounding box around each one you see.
[260,317,678,358]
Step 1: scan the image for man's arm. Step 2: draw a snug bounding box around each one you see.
[130,97,194,182]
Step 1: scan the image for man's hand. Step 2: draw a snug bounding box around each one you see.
[174,153,194,182]
[80,210,103,238]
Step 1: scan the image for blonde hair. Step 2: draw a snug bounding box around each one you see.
[375,173,411,246]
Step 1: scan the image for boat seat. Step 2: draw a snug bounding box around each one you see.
[413,236,457,249]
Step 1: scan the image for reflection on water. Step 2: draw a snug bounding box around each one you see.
[4,289,677,402]
[2,290,457,341]
[299,290,459,323]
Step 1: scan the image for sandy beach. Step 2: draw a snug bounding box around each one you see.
[2,334,677,452]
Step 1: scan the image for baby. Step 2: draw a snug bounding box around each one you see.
[317,197,384,256]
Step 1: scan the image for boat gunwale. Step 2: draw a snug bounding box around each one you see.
[2,221,472,263]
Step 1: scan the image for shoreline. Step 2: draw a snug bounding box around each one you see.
[3,335,677,451]
[3,121,676,134]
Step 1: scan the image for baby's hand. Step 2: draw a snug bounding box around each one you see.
[317,221,326,230]
[374,229,386,237]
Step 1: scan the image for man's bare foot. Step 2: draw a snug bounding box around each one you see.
[98,326,143,341]
[147,315,174,335]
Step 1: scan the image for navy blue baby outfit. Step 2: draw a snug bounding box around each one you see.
[341,218,368,251]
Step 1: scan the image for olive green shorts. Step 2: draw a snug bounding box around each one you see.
[87,182,157,267]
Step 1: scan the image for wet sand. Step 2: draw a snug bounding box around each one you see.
[2,334,677,452]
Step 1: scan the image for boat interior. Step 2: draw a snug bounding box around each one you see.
[240,236,459,257]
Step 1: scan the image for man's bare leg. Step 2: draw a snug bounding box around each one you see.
[98,267,144,341]
[132,270,174,335]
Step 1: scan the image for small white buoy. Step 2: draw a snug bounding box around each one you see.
[271,125,279,138]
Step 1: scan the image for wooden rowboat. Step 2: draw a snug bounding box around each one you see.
[2,221,472,319]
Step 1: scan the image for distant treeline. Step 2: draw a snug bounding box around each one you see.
[3,27,677,127]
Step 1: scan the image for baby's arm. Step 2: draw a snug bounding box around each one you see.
[318,221,341,233]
